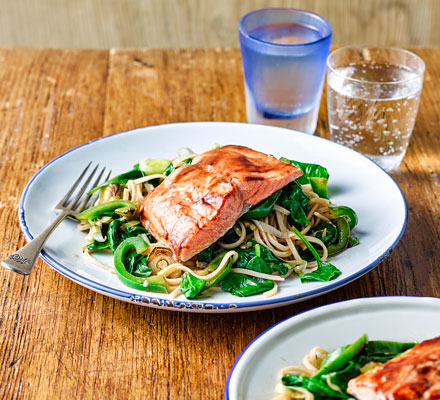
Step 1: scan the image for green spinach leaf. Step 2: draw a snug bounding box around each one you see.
[279,181,310,227]
[324,361,361,392]
[219,242,284,297]
[124,253,152,278]
[281,158,330,199]
[234,241,289,275]
[242,190,281,220]
[181,272,206,299]
[122,225,149,239]
[364,340,417,355]
[219,273,274,297]
[291,225,341,283]
[311,222,338,245]
[281,376,349,398]
[197,244,214,263]
[300,262,341,282]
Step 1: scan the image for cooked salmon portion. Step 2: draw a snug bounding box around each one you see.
[192,145,302,205]
[141,145,301,261]
[348,336,440,400]
[140,164,244,261]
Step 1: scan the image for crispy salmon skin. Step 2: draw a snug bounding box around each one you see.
[348,336,440,400]
[140,145,301,261]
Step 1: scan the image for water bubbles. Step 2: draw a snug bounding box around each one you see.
[328,63,421,166]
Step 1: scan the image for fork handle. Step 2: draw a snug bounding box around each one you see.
[1,211,70,275]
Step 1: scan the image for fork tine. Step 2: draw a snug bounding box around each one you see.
[56,161,92,208]
[67,164,100,210]
[77,168,111,212]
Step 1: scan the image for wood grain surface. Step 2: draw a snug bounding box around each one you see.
[0,48,439,400]
[1,0,440,48]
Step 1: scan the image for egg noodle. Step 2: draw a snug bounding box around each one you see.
[273,347,331,400]
[78,146,349,299]
[273,345,357,400]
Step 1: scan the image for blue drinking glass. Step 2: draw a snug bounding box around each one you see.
[239,8,332,134]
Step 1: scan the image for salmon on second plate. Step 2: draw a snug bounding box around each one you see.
[348,336,440,400]
[140,145,302,261]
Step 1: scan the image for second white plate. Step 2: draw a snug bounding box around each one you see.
[226,296,440,399]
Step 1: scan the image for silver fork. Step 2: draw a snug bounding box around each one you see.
[1,162,109,275]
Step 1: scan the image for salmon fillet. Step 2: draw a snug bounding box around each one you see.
[192,145,301,205]
[141,145,301,261]
[140,164,244,262]
[348,336,440,400]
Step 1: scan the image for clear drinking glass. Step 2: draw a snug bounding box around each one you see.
[239,8,332,134]
[327,46,425,171]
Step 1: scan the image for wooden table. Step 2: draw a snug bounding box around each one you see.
[0,48,439,399]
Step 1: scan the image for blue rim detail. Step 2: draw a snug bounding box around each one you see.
[224,296,437,399]
[18,122,408,312]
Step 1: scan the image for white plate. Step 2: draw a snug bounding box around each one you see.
[19,122,406,313]
[226,296,440,399]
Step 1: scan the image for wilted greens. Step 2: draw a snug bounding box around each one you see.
[219,241,289,297]
[279,335,417,398]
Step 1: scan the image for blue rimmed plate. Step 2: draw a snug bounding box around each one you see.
[225,296,440,399]
[19,122,406,313]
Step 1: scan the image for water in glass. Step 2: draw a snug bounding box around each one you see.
[328,63,422,171]
[239,9,332,134]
